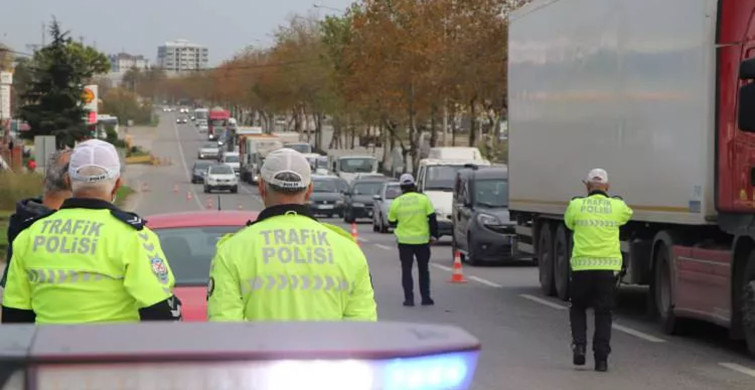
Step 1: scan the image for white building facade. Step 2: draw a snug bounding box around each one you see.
[157,40,209,73]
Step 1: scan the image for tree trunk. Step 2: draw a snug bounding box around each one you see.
[314,112,323,152]
[468,95,478,147]
[430,104,438,147]
[408,82,419,175]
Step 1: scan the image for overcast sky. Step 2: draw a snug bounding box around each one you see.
[1,0,353,65]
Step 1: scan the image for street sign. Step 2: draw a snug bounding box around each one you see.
[82,84,98,124]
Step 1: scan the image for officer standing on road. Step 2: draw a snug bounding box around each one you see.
[388,173,438,307]
[1,139,182,324]
[564,168,633,372]
[207,148,377,321]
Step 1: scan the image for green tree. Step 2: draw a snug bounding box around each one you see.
[19,20,110,147]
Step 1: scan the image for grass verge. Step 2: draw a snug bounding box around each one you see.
[115,185,135,208]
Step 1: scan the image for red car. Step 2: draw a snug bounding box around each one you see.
[146,211,258,321]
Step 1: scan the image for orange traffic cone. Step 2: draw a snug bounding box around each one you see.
[351,222,360,245]
[449,250,467,283]
[186,191,193,201]
[205,197,214,209]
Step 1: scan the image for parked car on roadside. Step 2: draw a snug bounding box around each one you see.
[191,160,213,184]
[308,175,348,218]
[451,166,517,265]
[372,182,401,233]
[204,164,238,193]
[343,176,392,223]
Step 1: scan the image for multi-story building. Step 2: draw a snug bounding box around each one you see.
[109,53,150,73]
[157,39,209,73]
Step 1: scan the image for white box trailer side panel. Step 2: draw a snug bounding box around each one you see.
[508,0,717,225]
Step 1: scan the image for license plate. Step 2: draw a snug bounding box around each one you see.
[319,204,334,209]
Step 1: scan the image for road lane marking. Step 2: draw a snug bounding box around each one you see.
[469,276,503,288]
[431,264,453,272]
[357,237,369,243]
[520,294,568,310]
[374,244,393,251]
[172,121,203,210]
[719,362,755,378]
[611,323,666,343]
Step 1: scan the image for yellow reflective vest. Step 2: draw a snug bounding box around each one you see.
[207,205,377,321]
[3,198,175,324]
[564,191,633,271]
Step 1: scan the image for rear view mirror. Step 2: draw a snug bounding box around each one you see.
[373,194,381,200]
[739,58,755,132]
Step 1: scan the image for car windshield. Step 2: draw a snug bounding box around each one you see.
[339,158,375,173]
[203,143,217,149]
[313,179,339,193]
[193,162,211,171]
[287,144,311,154]
[425,165,465,191]
[353,182,384,195]
[475,179,509,208]
[384,185,401,199]
[209,165,234,175]
[154,226,241,285]
[224,155,240,163]
[316,158,328,169]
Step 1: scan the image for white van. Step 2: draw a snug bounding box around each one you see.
[220,152,241,176]
[427,147,485,161]
[416,155,490,238]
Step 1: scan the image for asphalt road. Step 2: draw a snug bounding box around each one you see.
[124,113,755,389]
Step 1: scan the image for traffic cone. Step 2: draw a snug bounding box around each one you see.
[351,222,360,245]
[205,197,214,209]
[173,183,179,194]
[449,250,467,283]
[237,203,243,210]
[186,191,193,201]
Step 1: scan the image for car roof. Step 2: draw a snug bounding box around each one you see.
[353,176,391,183]
[146,211,259,229]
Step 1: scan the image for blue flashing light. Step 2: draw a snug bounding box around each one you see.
[383,351,478,390]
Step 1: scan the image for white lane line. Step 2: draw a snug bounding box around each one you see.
[172,121,203,210]
[520,294,568,310]
[431,263,453,272]
[612,323,666,343]
[719,362,755,378]
[357,237,369,243]
[468,275,503,288]
[374,244,393,251]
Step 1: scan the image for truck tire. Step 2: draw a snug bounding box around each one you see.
[554,225,571,301]
[538,222,556,296]
[653,238,685,335]
[742,254,755,357]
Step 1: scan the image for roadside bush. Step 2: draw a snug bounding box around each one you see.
[0,172,44,211]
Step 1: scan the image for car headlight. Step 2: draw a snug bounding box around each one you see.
[352,202,365,208]
[477,213,500,226]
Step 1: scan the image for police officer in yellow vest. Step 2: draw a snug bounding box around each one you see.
[1,139,181,324]
[207,148,377,321]
[565,168,633,372]
[388,173,438,307]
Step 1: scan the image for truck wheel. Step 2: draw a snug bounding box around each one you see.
[538,222,556,296]
[554,225,571,301]
[653,240,685,335]
[372,218,379,232]
[742,254,755,357]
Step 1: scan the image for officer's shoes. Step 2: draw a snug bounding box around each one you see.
[572,345,586,366]
[421,298,435,306]
[403,300,415,307]
[594,359,608,372]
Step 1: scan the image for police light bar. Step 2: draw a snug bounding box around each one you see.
[0,321,480,390]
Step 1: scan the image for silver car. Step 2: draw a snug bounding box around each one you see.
[372,182,401,233]
[197,143,219,160]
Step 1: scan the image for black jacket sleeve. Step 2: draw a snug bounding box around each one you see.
[139,295,182,321]
[428,212,439,239]
[1,306,35,323]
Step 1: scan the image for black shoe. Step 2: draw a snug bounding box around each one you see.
[572,345,586,366]
[594,359,608,372]
[403,300,415,307]
[421,298,434,306]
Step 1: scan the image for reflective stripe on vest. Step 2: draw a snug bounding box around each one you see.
[570,257,622,271]
[27,269,123,284]
[240,274,351,295]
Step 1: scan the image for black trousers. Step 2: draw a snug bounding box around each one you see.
[398,243,431,301]
[569,270,616,359]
